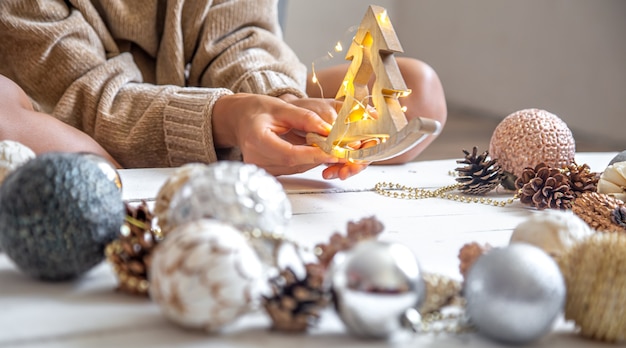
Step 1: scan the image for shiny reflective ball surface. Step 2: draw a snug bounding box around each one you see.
[465,243,566,345]
[329,240,425,339]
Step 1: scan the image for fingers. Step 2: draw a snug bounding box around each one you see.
[322,162,369,180]
[287,98,339,123]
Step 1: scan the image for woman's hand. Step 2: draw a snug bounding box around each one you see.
[212,93,346,176]
[281,95,372,180]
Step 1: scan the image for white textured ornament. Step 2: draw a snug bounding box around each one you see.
[597,161,626,202]
[329,240,425,339]
[509,210,594,258]
[166,161,291,235]
[465,244,565,345]
[149,219,267,332]
[0,140,35,184]
[153,163,209,234]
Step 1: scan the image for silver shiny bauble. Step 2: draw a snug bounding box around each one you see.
[465,243,566,345]
[166,161,291,235]
[329,240,425,339]
[608,150,626,165]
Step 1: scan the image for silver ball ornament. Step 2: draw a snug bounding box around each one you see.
[329,240,425,339]
[465,243,565,344]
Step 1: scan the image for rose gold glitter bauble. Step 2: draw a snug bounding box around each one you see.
[489,109,576,179]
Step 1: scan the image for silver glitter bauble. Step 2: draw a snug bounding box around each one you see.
[0,140,35,185]
[149,219,267,332]
[465,243,566,345]
[329,240,425,339]
[79,152,122,191]
[608,150,626,165]
[0,152,124,280]
[166,161,291,235]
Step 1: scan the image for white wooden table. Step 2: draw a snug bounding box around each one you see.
[0,153,617,348]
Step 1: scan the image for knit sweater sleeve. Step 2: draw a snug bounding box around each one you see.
[180,0,308,97]
[0,0,307,168]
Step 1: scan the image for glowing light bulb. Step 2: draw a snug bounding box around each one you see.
[311,73,318,84]
[401,106,408,112]
[379,10,388,24]
[334,41,343,52]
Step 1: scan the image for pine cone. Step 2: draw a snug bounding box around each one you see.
[263,263,328,332]
[573,192,626,233]
[458,242,492,281]
[315,216,384,268]
[612,205,626,229]
[564,163,599,198]
[455,147,503,195]
[105,201,163,296]
[419,273,462,314]
[515,163,575,210]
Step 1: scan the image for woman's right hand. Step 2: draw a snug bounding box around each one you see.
[212,93,346,176]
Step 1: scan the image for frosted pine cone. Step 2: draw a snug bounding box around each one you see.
[419,273,462,314]
[455,147,503,195]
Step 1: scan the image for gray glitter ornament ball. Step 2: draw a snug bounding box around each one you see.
[609,150,626,165]
[166,161,291,235]
[0,152,125,281]
[329,240,425,339]
[465,243,565,345]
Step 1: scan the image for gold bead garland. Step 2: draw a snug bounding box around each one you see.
[374,182,518,207]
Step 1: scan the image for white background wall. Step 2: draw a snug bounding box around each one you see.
[284,0,625,145]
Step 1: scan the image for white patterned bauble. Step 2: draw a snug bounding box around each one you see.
[0,140,35,184]
[149,219,267,332]
[165,161,291,235]
[153,163,209,234]
[509,210,594,258]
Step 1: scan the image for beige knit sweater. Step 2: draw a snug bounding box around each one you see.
[0,0,307,168]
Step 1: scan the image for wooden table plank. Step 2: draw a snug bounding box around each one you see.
[0,153,616,347]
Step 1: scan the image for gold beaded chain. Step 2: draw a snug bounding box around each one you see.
[374,182,519,207]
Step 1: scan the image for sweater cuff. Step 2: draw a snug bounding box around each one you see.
[234,70,307,98]
[163,87,234,167]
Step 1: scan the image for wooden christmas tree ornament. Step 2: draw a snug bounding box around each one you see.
[306,5,440,162]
